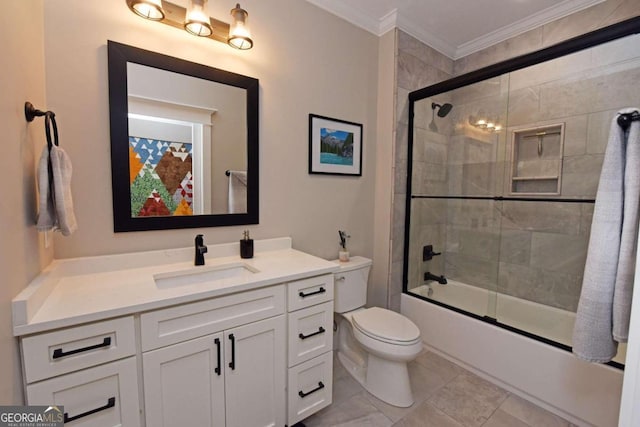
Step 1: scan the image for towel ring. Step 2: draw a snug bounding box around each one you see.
[24,101,59,149]
[45,112,59,149]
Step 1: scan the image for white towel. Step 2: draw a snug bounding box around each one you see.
[572,108,640,363]
[35,145,78,236]
[228,170,247,214]
[36,146,55,231]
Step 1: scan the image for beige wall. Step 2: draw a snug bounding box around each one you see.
[44,0,379,262]
[0,0,52,405]
[370,30,396,309]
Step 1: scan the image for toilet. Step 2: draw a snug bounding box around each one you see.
[333,256,422,407]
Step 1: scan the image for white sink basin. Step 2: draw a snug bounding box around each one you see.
[154,263,259,289]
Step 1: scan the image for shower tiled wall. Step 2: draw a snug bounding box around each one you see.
[390,31,453,311]
[390,0,640,313]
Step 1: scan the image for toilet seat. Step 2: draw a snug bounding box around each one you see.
[352,307,420,345]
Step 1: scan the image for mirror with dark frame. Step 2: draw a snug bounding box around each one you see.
[107,40,259,232]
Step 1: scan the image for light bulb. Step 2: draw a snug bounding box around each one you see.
[185,0,212,37]
[130,0,165,20]
[228,3,253,49]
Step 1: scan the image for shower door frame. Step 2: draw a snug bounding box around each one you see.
[403,15,640,368]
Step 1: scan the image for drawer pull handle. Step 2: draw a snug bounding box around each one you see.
[228,334,236,370]
[298,382,325,398]
[64,396,116,423]
[52,337,111,359]
[299,326,326,340]
[299,287,325,298]
[214,338,221,375]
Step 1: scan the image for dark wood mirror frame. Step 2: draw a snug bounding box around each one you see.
[107,40,259,232]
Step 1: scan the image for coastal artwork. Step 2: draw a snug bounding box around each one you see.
[309,114,363,176]
[320,128,354,166]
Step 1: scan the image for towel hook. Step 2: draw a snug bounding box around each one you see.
[617,111,640,131]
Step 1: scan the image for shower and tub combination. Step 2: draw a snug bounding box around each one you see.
[401,17,640,427]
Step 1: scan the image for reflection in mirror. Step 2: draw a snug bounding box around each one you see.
[108,41,258,232]
[127,63,247,216]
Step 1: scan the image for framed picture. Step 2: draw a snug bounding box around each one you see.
[309,114,363,176]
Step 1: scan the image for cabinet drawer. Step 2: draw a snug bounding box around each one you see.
[287,274,334,312]
[21,317,136,383]
[26,357,140,427]
[141,285,285,351]
[287,351,333,426]
[288,301,333,367]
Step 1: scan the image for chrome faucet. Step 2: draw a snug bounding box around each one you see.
[424,271,447,285]
[195,234,208,266]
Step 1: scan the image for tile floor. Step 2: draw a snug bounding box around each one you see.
[302,350,575,427]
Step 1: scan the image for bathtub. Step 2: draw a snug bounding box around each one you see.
[410,281,626,364]
[403,282,625,427]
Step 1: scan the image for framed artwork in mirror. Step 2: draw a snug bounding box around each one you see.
[107,41,259,232]
[308,114,363,176]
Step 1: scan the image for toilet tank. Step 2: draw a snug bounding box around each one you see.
[333,256,372,313]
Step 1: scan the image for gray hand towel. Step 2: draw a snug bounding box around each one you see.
[49,145,78,236]
[572,108,640,363]
[36,145,78,236]
[36,146,56,231]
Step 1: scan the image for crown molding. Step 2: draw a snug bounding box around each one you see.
[394,11,458,59]
[305,0,605,60]
[453,0,605,59]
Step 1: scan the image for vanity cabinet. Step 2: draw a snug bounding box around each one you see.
[141,286,286,427]
[14,241,338,427]
[143,316,285,427]
[285,275,334,425]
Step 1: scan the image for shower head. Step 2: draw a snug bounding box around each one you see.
[432,102,453,118]
[429,102,453,132]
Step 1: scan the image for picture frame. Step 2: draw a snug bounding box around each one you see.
[309,114,363,176]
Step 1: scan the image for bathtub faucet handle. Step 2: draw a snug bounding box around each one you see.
[423,245,442,261]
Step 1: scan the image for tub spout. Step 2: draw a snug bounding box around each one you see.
[424,271,447,285]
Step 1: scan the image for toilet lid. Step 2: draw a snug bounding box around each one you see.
[352,307,420,343]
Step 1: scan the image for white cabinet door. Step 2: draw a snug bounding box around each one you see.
[143,333,225,427]
[224,315,286,427]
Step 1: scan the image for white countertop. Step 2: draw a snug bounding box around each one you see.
[12,237,339,336]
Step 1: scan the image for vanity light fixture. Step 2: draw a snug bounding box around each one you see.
[126,0,253,49]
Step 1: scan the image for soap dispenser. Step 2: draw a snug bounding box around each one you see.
[240,230,254,259]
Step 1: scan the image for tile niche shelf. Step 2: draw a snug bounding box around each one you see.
[510,123,564,195]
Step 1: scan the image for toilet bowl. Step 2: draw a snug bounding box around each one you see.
[333,257,423,407]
